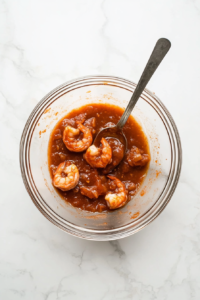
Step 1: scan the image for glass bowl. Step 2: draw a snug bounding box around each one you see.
[20,75,182,241]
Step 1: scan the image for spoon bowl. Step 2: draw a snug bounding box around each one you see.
[94,125,127,148]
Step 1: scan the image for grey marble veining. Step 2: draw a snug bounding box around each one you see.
[0,0,200,299]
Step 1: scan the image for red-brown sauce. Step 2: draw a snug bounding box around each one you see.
[48,103,150,212]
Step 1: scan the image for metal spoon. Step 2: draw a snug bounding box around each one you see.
[94,38,171,169]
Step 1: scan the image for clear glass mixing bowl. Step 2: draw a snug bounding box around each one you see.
[20,75,182,240]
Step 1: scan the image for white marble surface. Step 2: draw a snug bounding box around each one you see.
[0,0,200,299]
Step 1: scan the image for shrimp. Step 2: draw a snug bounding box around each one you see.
[127,146,150,167]
[84,138,112,168]
[53,162,79,191]
[105,176,127,209]
[63,121,93,152]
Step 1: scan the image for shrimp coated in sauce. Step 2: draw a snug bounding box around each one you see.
[84,138,112,168]
[53,162,79,191]
[105,175,127,209]
[63,121,93,152]
[127,146,150,167]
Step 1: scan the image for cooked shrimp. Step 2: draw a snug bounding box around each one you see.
[63,121,93,152]
[53,162,79,191]
[105,176,127,209]
[84,138,112,168]
[127,146,150,167]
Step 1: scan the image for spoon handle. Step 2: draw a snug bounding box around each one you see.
[116,38,171,130]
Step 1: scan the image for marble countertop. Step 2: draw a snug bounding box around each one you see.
[1,0,200,299]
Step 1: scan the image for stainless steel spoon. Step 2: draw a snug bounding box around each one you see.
[94,38,171,169]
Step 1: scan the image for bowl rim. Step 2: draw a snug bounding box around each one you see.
[20,75,182,240]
